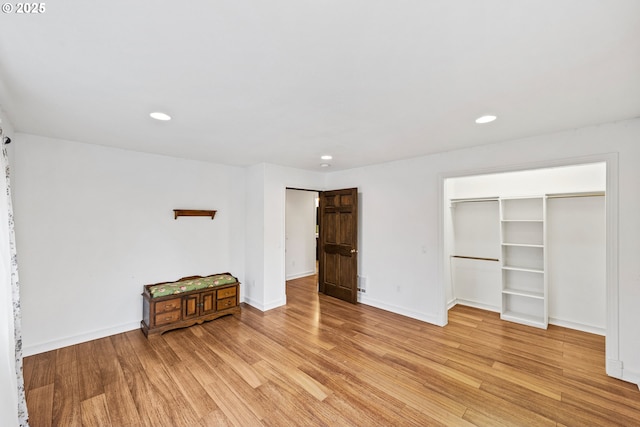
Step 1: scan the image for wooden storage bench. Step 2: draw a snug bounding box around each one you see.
[141,273,240,337]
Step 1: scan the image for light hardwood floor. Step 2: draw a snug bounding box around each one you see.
[24,275,640,426]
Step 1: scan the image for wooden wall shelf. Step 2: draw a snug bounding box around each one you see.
[173,209,217,220]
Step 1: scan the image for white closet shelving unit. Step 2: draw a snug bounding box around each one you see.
[499,196,548,328]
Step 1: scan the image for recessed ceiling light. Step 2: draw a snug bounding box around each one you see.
[320,163,331,168]
[150,112,171,121]
[475,115,497,124]
[321,155,333,160]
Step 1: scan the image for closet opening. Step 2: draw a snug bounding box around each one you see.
[440,156,622,381]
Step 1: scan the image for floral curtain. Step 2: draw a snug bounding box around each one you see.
[1,127,29,426]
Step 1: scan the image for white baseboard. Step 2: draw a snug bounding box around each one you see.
[242,295,264,311]
[358,295,444,326]
[549,317,605,336]
[23,321,140,357]
[449,298,500,313]
[606,358,623,378]
[607,359,640,389]
[23,296,285,356]
[448,302,606,336]
[285,270,316,280]
[622,368,640,389]
[243,296,286,312]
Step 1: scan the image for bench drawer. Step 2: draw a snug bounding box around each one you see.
[217,287,237,300]
[155,310,181,326]
[155,298,181,314]
[217,297,237,311]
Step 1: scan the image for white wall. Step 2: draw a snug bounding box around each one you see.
[245,164,324,311]
[243,163,266,309]
[263,164,324,308]
[547,196,606,332]
[450,257,501,310]
[451,200,500,259]
[324,118,640,385]
[449,200,501,311]
[0,111,19,427]
[285,189,317,280]
[326,158,444,324]
[13,134,246,355]
[450,162,606,198]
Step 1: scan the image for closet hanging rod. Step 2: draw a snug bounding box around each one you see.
[546,191,605,199]
[451,255,499,262]
[449,197,499,204]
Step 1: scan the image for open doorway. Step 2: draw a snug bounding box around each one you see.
[285,188,319,280]
[440,154,622,380]
[285,187,360,304]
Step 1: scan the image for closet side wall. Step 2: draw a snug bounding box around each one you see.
[547,196,606,332]
[450,201,501,311]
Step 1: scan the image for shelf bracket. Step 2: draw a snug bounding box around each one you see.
[173,209,217,220]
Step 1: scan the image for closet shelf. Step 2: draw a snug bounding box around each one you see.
[502,242,544,248]
[547,191,605,199]
[502,265,544,274]
[501,219,544,223]
[450,196,498,204]
[502,288,544,299]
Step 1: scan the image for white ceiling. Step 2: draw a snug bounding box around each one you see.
[1,1,639,171]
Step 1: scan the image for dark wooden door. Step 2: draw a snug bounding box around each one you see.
[318,188,358,303]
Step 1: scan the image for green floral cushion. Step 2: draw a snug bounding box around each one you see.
[149,274,237,298]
